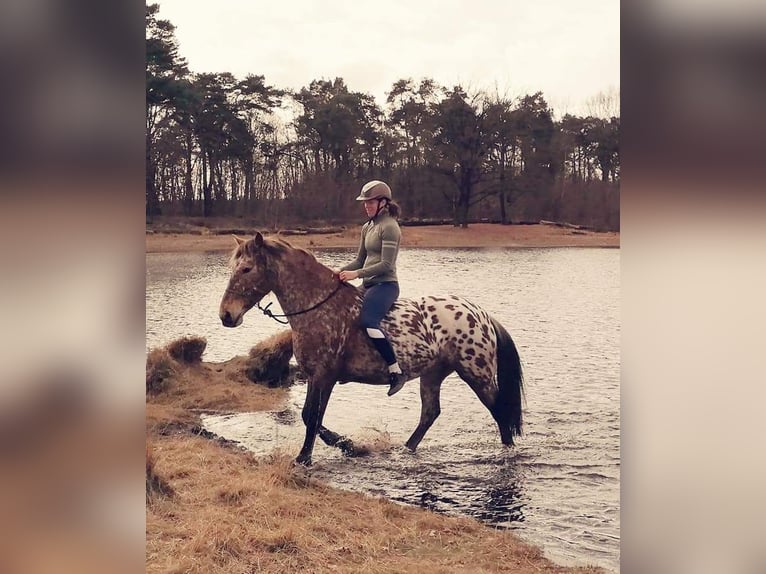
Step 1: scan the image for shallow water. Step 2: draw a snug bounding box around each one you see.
[147,246,620,572]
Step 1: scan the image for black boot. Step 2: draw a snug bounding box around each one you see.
[388,372,406,396]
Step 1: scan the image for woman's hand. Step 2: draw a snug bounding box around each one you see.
[338,270,359,282]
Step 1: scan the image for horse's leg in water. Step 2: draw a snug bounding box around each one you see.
[455,366,514,446]
[296,376,335,466]
[317,425,356,456]
[404,364,451,451]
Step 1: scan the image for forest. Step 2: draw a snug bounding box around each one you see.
[146,4,619,230]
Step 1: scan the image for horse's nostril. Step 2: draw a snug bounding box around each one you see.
[222,311,233,327]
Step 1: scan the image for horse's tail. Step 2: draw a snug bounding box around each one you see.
[490,316,524,444]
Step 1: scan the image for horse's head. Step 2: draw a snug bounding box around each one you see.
[219,232,273,327]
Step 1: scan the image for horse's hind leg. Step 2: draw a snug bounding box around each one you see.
[404,364,451,451]
[455,367,514,446]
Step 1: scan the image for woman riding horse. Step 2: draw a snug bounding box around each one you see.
[336,180,408,396]
[219,194,524,466]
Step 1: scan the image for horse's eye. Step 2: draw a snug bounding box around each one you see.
[241,266,252,274]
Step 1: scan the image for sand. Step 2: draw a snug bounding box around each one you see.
[146,222,619,253]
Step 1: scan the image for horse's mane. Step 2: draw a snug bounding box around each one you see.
[228,234,321,270]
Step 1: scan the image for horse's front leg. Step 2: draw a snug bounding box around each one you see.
[296,376,335,466]
[318,425,357,457]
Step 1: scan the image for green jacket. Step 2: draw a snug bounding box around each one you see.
[341,213,401,287]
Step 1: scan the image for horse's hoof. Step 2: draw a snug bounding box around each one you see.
[337,438,357,456]
[294,455,312,467]
[343,444,372,458]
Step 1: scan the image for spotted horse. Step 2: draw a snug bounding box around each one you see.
[219,233,524,466]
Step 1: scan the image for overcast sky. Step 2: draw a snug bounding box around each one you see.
[154,0,619,117]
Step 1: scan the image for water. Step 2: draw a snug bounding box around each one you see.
[147,246,620,572]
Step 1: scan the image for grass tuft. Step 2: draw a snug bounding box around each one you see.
[166,336,207,364]
[146,348,176,395]
[246,329,294,386]
[146,442,174,501]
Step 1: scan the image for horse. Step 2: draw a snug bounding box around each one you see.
[219,232,524,466]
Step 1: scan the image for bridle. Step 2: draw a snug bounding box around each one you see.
[225,279,344,325]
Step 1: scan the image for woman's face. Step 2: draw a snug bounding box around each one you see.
[363,198,381,218]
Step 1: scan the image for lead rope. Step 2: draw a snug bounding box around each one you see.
[256,280,343,325]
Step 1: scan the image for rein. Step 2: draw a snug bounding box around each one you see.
[250,280,344,325]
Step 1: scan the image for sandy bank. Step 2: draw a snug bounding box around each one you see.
[146,223,619,253]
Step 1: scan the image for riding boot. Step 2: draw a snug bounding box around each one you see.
[388,372,407,396]
[368,335,406,395]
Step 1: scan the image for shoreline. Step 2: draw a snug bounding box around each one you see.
[146,222,619,253]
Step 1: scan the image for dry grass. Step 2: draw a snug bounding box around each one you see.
[146,442,174,502]
[246,329,295,387]
[146,334,606,574]
[146,348,176,395]
[147,436,603,574]
[146,336,287,435]
[166,336,207,364]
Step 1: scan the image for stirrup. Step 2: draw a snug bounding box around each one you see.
[387,372,406,396]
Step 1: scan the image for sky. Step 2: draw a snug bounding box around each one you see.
[154,0,619,117]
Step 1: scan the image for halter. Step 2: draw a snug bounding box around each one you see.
[227,280,344,325]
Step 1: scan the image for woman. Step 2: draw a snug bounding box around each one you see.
[336,180,407,396]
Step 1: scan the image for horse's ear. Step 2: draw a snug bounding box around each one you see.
[233,235,246,246]
[253,232,264,247]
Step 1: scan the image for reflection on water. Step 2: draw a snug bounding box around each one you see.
[147,246,620,572]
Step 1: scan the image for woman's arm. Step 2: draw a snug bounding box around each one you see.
[339,225,367,272]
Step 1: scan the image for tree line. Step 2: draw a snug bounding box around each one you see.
[147,4,619,230]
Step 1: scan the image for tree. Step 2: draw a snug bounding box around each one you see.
[293,78,348,174]
[430,87,491,227]
[230,75,283,209]
[144,5,619,229]
[585,87,620,119]
[590,116,620,182]
[386,78,441,169]
[189,72,281,216]
[485,95,520,224]
[513,93,556,206]
[355,95,384,173]
[292,79,385,216]
[146,3,188,218]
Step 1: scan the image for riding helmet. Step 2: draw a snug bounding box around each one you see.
[355,180,392,201]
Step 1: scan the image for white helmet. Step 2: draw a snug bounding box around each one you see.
[355,180,392,201]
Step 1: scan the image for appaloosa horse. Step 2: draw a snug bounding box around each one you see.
[219,233,524,466]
